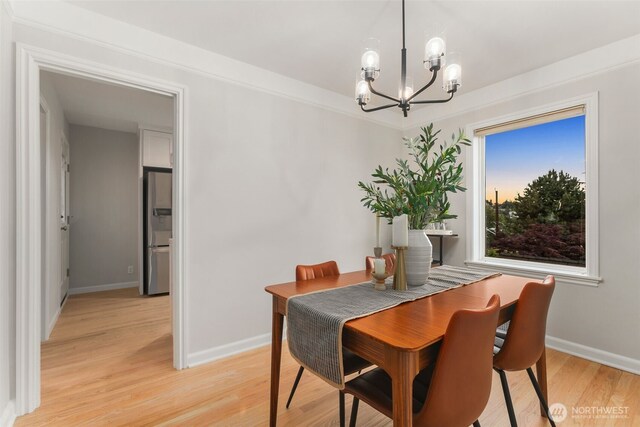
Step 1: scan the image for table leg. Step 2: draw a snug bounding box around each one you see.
[269,297,284,427]
[536,347,548,418]
[389,350,418,426]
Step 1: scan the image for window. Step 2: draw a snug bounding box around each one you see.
[466,94,600,285]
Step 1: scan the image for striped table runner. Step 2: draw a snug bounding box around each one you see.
[286,265,500,388]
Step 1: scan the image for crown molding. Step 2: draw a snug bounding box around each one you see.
[402,33,640,130]
[8,0,401,130]
[1,0,13,17]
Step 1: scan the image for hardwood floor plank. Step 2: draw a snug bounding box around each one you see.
[15,288,639,426]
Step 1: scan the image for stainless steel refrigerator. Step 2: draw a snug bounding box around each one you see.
[144,169,172,295]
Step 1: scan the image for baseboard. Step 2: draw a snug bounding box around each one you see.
[67,281,138,295]
[44,291,70,340]
[190,332,638,376]
[187,333,272,368]
[0,400,16,427]
[546,335,640,375]
[44,305,60,340]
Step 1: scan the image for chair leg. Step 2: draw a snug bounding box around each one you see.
[349,397,360,427]
[285,366,305,409]
[496,369,518,427]
[473,421,481,427]
[526,367,556,427]
[339,392,345,427]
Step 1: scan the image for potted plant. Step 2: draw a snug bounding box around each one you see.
[358,124,470,285]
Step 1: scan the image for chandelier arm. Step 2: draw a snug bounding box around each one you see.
[409,92,455,105]
[361,103,398,113]
[406,69,438,103]
[367,80,401,103]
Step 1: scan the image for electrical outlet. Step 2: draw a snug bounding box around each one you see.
[127,265,134,274]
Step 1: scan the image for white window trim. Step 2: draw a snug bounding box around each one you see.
[464,92,601,287]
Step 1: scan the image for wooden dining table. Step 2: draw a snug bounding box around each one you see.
[265,269,549,426]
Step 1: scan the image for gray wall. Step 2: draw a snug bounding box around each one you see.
[69,125,139,290]
[411,63,640,361]
[0,0,15,416]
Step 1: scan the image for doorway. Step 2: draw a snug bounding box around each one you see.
[59,132,70,304]
[16,45,186,415]
[39,98,71,341]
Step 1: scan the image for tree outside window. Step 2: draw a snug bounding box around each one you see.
[484,115,586,267]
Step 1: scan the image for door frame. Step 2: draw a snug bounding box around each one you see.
[38,97,50,341]
[16,43,188,415]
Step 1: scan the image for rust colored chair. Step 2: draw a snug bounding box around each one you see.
[493,276,556,427]
[295,260,341,281]
[365,253,396,274]
[287,261,371,427]
[343,294,501,427]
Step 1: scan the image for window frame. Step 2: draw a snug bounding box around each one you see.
[465,93,600,286]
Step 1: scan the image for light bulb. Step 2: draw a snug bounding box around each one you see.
[425,37,446,59]
[424,35,446,70]
[444,64,461,81]
[357,80,369,96]
[355,76,371,104]
[360,38,381,80]
[361,50,380,70]
[443,53,462,93]
[399,77,414,100]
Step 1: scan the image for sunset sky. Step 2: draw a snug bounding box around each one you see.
[485,115,585,203]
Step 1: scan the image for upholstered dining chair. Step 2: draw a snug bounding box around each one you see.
[343,294,501,427]
[288,261,371,427]
[365,253,396,273]
[493,275,556,427]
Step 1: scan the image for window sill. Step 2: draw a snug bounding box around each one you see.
[464,259,601,287]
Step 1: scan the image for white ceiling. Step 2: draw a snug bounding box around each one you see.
[67,0,640,111]
[43,71,174,133]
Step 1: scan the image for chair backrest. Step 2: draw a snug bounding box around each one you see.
[295,261,340,281]
[493,275,555,372]
[416,295,501,427]
[364,253,396,273]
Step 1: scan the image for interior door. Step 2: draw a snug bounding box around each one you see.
[60,133,70,303]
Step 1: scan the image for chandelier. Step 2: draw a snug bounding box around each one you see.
[355,0,462,117]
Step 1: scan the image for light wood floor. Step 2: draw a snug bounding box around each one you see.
[16,288,640,426]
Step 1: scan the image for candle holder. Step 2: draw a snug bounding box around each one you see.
[373,246,382,258]
[371,271,390,291]
[392,246,408,291]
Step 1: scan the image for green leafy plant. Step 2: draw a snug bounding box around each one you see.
[358,124,471,229]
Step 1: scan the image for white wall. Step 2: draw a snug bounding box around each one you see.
[69,125,139,291]
[39,72,70,340]
[0,0,16,424]
[411,63,640,364]
[11,20,404,364]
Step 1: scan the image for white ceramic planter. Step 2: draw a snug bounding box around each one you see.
[405,229,433,286]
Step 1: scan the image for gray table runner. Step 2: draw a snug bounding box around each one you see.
[286,265,500,389]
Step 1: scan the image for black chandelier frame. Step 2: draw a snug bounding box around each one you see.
[358,0,458,117]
